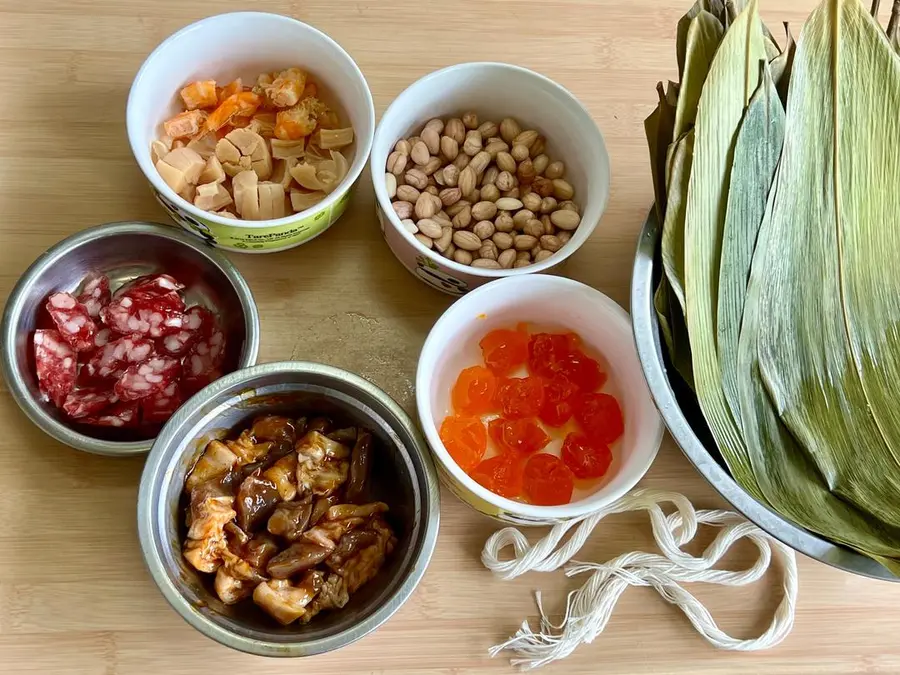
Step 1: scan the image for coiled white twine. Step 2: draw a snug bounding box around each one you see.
[481,488,798,670]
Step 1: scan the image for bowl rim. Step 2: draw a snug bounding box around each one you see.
[369,61,610,278]
[0,220,260,457]
[630,206,897,581]
[416,274,663,519]
[126,11,376,229]
[137,360,441,656]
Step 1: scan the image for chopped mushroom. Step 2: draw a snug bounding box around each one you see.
[186,132,217,159]
[232,170,259,219]
[267,498,313,541]
[252,572,323,625]
[267,541,332,579]
[159,146,206,190]
[300,573,349,623]
[290,189,326,213]
[271,138,306,160]
[223,128,272,180]
[258,182,286,219]
[235,473,280,531]
[186,440,238,492]
[271,158,298,192]
[194,182,233,211]
[198,156,226,184]
[345,429,371,503]
[315,127,354,150]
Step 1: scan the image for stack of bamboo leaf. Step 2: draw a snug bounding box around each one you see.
[647,0,900,574]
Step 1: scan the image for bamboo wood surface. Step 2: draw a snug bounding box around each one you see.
[1,0,899,673]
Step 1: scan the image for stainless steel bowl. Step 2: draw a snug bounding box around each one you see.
[138,361,441,656]
[631,208,896,581]
[0,221,260,457]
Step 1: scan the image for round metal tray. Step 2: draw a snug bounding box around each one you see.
[630,208,897,581]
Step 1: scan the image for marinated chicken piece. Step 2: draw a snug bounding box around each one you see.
[300,573,349,624]
[224,521,250,550]
[267,541,332,579]
[324,502,388,522]
[253,572,323,625]
[298,430,351,461]
[232,170,259,219]
[267,498,313,541]
[184,534,226,574]
[222,128,272,180]
[328,427,357,445]
[310,494,341,527]
[225,429,272,465]
[198,156,226,184]
[306,417,331,434]
[235,473,280,532]
[215,567,255,605]
[262,452,298,501]
[257,182,286,219]
[194,182,233,211]
[326,530,377,571]
[345,429,371,503]
[302,516,366,550]
[183,479,236,573]
[295,431,351,496]
[185,440,239,492]
[250,415,297,444]
[338,516,397,594]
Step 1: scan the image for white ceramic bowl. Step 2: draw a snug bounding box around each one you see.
[371,63,610,295]
[127,12,375,253]
[416,275,663,524]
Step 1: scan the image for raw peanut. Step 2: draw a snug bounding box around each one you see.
[494,212,515,232]
[411,141,430,166]
[532,153,550,175]
[405,168,428,189]
[397,185,421,202]
[422,128,441,155]
[540,234,563,252]
[477,121,498,138]
[393,201,413,219]
[452,153,470,170]
[416,193,438,219]
[513,258,532,268]
[545,161,565,179]
[469,151,491,176]
[415,233,433,249]
[473,258,503,269]
[441,135,459,161]
[481,166,499,186]
[521,192,542,212]
[517,158,536,185]
[462,111,479,130]
[443,242,457,258]
[558,231,572,244]
[481,184,500,202]
[452,204,473,229]
[496,170,516,192]
[496,152,517,173]
[458,166,477,197]
[511,144,530,162]
[442,165,460,187]
[434,170,447,186]
[434,226,453,253]
[464,187,481,203]
[552,179,575,200]
[484,139,508,157]
[472,201,498,221]
[541,214,554,234]
[400,218,418,234]
[550,209,581,230]
[385,173,397,199]
[407,135,421,146]
[445,118,466,144]
[520,185,533,198]
[513,129,539,148]
[498,249,517,269]
[515,234,538,251]
[463,130,483,156]
[431,193,443,209]
[423,157,443,176]
[559,199,579,213]
[541,196,558,214]
[523,219,544,238]
[479,241,499,260]
[434,210,453,227]
[395,139,411,155]
[424,118,444,134]
[427,176,438,188]
[425,185,439,197]
[516,250,531,262]
[387,151,407,175]
[530,136,546,157]
[499,117,521,144]
[453,230,482,251]
[513,209,535,228]
[417,218,442,238]
[495,197,523,211]
[493,231,514,249]
[534,249,554,263]
[440,187,462,206]
[453,249,474,265]
[446,199,470,216]
[503,187,521,199]
[532,176,554,198]
[531,241,543,257]
[473,220,495,240]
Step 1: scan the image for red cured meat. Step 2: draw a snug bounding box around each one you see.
[157,305,214,357]
[114,355,181,401]
[93,327,112,349]
[62,388,118,419]
[140,381,183,424]
[34,329,77,407]
[115,274,184,299]
[76,273,111,318]
[100,295,184,338]
[81,401,139,428]
[84,335,156,380]
[46,292,98,352]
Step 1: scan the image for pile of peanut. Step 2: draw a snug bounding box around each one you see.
[384,114,581,269]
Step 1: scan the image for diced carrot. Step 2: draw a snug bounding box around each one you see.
[180,80,217,110]
[164,109,205,139]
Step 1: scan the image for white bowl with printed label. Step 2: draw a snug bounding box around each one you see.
[416,275,663,524]
[371,62,610,295]
[127,12,375,253]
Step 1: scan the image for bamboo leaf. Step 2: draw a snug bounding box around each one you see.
[644,82,678,222]
[677,0,728,78]
[661,131,694,311]
[769,23,796,102]
[717,63,784,430]
[673,11,725,142]
[756,0,900,527]
[683,0,768,499]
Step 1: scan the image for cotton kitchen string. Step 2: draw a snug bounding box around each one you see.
[481,488,798,670]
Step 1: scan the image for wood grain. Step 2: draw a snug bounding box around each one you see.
[1,1,900,673]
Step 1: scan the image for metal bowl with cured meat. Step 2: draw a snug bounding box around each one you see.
[138,361,440,656]
[0,221,260,456]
